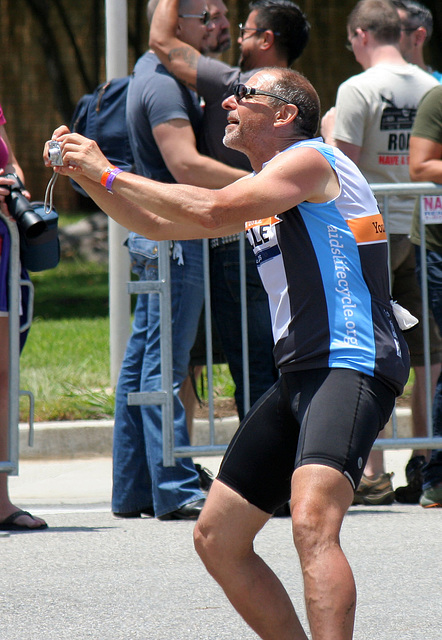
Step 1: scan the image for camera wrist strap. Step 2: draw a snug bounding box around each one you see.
[44,172,59,214]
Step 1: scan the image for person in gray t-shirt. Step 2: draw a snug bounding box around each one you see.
[112,0,244,522]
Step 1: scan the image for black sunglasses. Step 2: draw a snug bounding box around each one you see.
[233,83,292,105]
[238,23,281,39]
[178,10,211,25]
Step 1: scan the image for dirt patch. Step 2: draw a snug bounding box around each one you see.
[194,397,238,420]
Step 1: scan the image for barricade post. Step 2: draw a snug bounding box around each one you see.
[0,212,34,476]
[370,182,442,451]
[126,240,175,466]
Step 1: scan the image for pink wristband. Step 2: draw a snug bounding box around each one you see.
[105,167,123,193]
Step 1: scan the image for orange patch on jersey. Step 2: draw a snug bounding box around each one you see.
[346,213,386,244]
[245,216,281,230]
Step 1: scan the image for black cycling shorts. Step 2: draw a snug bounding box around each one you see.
[217,368,396,514]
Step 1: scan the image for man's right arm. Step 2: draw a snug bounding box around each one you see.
[409,137,442,183]
[152,118,246,188]
[409,88,442,183]
[149,0,200,91]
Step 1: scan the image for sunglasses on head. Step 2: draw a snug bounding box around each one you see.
[178,10,211,25]
[233,83,292,105]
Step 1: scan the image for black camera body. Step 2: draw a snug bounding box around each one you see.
[4,173,47,239]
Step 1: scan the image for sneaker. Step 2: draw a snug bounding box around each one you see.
[420,484,442,508]
[195,463,214,492]
[352,472,395,505]
[394,455,426,504]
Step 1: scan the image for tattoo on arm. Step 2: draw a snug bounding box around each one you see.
[168,46,199,91]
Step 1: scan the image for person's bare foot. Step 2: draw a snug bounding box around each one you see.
[0,506,47,530]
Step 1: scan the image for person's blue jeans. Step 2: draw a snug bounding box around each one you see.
[210,240,278,420]
[112,234,205,517]
[415,246,442,489]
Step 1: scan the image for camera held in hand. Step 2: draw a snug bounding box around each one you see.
[48,140,64,166]
[4,173,47,239]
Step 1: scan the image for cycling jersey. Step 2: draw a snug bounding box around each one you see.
[245,138,410,395]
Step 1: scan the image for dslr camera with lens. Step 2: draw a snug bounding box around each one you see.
[3,173,60,271]
[4,173,47,239]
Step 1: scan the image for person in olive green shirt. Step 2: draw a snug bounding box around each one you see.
[409,83,442,508]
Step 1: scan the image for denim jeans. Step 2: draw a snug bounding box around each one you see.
[210,240,278,420]
[415,246,442,489]
[112,233,205,517]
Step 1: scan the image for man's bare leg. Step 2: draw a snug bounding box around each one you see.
[291,465,355,640]
[194,480,308,640]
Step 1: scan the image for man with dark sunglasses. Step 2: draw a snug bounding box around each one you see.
[46,65,410,640]
[149,0,310,425]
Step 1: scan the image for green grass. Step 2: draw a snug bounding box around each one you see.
[20,316,113,421]
[19,251,236,421]
[29,259,110,320]
[19,256,113,421]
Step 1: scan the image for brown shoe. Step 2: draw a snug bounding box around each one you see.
[352,472,395,505]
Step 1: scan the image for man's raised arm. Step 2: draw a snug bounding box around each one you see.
[149,0,200,91]
[44,129,338,239]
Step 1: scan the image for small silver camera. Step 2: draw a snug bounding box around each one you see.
[48,140,64,166]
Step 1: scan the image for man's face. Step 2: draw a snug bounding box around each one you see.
[222,72,279,155]
[237,10,265,72]
[346,27,368,69]
[177,0,214,52]
[206,0,231,53]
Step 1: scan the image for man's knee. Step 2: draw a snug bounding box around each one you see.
[193,519,210,560]
[193,518,231,578]
[290,466,352,558]
[291,499,326,558]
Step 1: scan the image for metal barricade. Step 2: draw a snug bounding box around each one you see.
[370,182,442,451]
[0,212,34,476]
[125,240,175,466]
[151,183,442,464]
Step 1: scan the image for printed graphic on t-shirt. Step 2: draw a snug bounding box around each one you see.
[378,94,415,167]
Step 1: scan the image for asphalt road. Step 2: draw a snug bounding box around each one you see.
[2,453,441,640]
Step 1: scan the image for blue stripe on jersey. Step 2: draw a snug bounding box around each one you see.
[298,200,376,376]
